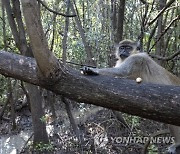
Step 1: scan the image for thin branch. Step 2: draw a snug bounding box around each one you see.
[62,97,84,153]
[58,59,96,68]
[149,50,180,61]
[165,5,179,12]
[20,81,30,106]
[148,15,180,52]
[19,133,34,153]
[0,16,6,24]
[148,0,176,25]
[138,3,149,51]
[37,0,76,17]
[147,22,158,52]
[2,0,20,50]
[139,0,149,5]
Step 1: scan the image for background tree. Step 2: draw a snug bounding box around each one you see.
[2,0,49,148]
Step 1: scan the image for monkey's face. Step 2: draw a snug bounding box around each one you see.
[116,39,139,61]
[118,45,133,60]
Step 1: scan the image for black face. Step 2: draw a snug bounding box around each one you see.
[119,45,133,59]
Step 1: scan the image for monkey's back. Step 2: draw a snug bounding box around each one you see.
[129,53,180,86]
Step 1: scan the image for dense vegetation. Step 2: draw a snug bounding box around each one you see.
[0,0,179,153]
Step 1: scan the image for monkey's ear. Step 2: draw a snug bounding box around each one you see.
[114,43,119,49]
[136,46,141,51]
[136,40,143,52]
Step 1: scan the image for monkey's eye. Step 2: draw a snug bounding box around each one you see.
[126,46,132,50]
[119,46,132,51]
[119,46,125,50]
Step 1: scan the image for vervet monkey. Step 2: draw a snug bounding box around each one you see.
[82,39,180,154]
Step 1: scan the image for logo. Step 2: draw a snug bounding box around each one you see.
[110,136,175,144]
[94,133,108,148]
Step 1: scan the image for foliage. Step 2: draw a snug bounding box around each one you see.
[0,75,8,103]
[0,0,179,153]
[33,0,179,73]
[33,142,54,152]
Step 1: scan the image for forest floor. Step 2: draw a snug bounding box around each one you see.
[0,107,32,154]
[0,104,171,154]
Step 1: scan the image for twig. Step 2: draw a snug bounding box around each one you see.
[139,0,149,5]
[113,111,131,130]
[0,16,6,24]
[1,117,10,121]
[20,81,30,107]
[58,59,96,68]
[20,133,34,154]
[138,3,149,51]
[62,97,84,154]
[37,0,76,17]
[148,0,176,25]
[148,15,180,53]
[147,22,158,52]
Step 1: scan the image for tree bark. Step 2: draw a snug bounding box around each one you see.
[26,83,49,145]
[155,0,166,65]
[115,0,125,43]
[21,0,60,80]
[0,50,180,126]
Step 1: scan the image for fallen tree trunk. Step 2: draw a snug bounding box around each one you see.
[0,50,180,126]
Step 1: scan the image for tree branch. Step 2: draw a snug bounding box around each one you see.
[139,0,148,5]
[21,0,61,81]
[149,50,180,61]
[37,0,76,17]
[148,15,180,52]
[148,0,176,25]
[0,50,180,126]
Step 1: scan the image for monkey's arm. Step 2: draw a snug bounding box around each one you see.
[81,62,134,77]
[81,54,145,78]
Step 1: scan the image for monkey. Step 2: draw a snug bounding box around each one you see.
[81,39,180,154]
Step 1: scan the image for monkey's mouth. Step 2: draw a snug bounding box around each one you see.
[120,54,129,59]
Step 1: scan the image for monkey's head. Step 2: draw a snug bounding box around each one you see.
[115,39,140,61]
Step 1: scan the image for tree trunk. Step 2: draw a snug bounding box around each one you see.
[155,0,166,65]
[3,0,49,146]
[26,83,49,145]
[115,0,125,43]
[62,0,70,64]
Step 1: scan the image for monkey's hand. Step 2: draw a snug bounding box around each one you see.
[80,66,99,75]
